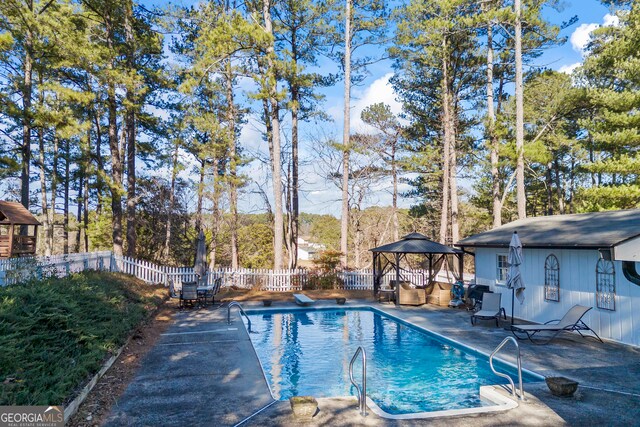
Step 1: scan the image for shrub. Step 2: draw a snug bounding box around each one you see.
[0,271,164,406]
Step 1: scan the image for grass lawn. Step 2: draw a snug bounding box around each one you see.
[0,271,165,406]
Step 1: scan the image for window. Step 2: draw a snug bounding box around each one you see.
[544,254,560,302]
[496,254,508,283]
[596,259,616,311]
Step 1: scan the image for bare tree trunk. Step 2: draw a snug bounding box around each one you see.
[391,142,399,241]
[83,141,89,253]
[37,126,51,256]
[290,83,299,269]
[340,0,352,268]
[196,159,205,234]
[285,162,294,268]
[105,15,123,257]
[568,155,576,213]
[225,61,239,270]
[545,162,553,215]
[108,84,123,257]
[263,0,284,270]
[164,139,180,261]
[514,0,526,219]
[487,22,502,228]
[449,121,459,244]
[125,0,136,257]
[439,36,451,245]
[63,139,70,254]
[354,216,362,269]
[209,158,220,269]
[554,158,565,214]
[76,156,83,252]
[51,134,59,252]
[92,111,105,215]
[21,23,33,217]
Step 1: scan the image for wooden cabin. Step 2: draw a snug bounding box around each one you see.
[0,201,40,258]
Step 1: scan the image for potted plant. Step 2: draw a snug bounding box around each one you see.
[290,396,318,419]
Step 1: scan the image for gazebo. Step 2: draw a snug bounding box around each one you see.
[370,232,465,305]
[0,201,40,258]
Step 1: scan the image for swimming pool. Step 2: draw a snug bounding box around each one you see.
[244,307,540,416]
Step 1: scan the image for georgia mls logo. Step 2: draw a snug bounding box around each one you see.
[0,405,64,427]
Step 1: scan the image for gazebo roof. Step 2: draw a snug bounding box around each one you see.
[370,232,463,254]
[0,201,41,226]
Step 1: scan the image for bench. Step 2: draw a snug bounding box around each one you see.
[293,293,315,306]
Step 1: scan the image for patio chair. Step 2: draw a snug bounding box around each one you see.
[180,282,199,308]
[398,283,426,306]
[199,277,223,305]
[470,292,506,326]
[511,305,603,345]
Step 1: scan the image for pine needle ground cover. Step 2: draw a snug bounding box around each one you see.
[0,271,165,406]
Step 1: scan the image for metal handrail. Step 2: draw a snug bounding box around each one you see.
[227,301,252,332]
[489,336,524,400]
[349,346,367,416]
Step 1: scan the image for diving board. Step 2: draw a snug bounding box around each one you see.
[293,293,315,306]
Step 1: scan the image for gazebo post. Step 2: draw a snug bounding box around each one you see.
[395,252,400,305]
[372,252,378,298]
[8,224,14,258]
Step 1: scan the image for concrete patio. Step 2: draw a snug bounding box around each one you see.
[104,300,640,426]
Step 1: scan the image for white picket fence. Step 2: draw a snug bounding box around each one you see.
[0,251,472,290]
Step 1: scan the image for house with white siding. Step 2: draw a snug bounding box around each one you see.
[297,237,325,261]
[456,209,640,347]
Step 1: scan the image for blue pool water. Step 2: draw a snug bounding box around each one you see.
[244,307,539,414]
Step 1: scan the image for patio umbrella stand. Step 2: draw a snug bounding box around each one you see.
[506,231,525,326]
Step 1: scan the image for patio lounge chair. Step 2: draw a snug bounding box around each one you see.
[471,292,506,326]
[511,305,603,345]
[180,282,199,308]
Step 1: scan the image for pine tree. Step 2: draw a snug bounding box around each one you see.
[579,3,640,210]
[393,0,482,244]
[336,0,387,267]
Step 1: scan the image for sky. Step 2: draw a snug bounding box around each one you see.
[224,0,617,218]
[3,0,617,218]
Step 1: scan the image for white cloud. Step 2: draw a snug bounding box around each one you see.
[570,13,620,55]
[350,73,403,134]
[603,13,620,27]
[570,23,599,53]
[558,62,581,74]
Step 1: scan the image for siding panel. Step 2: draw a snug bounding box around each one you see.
[474,247,640,346]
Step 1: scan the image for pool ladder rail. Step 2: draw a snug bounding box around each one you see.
[489,336,525,400]
[227,301,252,332]
[349,346,367,416]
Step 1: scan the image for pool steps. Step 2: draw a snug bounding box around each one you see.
[489,336,525,400]
[227,301,252,331]
[348,346,367,416]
